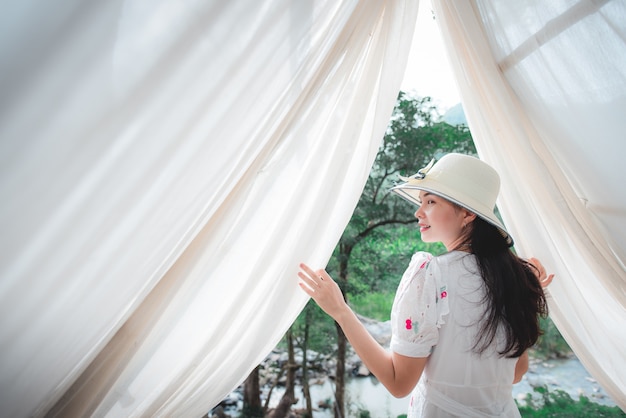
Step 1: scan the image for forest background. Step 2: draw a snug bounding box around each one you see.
[215,93,622,418]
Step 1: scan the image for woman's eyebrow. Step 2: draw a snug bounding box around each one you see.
[417,191,432,204]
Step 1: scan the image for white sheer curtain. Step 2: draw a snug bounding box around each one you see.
[432,0,626,409]
[0,0,418,416]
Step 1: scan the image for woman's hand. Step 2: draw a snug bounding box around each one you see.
[298,263,350,321]
[528,257,554,288]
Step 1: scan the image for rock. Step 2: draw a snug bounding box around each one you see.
[325,359,337,376]
[267,351,282,363]
[355,363,370,377]
[318,399,332,409]
[209,405,230,418]
[266,394,296,418]
[357,314,392,346]
[219,391,241,407]
[306,349,320,362]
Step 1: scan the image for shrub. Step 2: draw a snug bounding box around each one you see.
[356,408,371,418]
[517,386,626,417]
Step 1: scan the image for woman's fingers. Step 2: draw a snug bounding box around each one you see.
[528,257,555,288]
[298,263,323,290]
[297,263,348,319]
[540,273,555,288]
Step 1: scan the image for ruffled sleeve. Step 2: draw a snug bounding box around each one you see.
[390,252,450,358]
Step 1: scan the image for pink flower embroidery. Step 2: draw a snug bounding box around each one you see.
[441,291,448,299]
[406,318,418,333]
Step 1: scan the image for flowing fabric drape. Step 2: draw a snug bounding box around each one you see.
[432,0,626,409]
[0,0,418,416]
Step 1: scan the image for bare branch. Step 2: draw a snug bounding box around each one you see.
[355,218,414,242]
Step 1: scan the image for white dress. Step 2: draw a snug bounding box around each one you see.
[390,251,521,418]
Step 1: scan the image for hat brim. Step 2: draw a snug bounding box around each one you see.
[391,182,514,247]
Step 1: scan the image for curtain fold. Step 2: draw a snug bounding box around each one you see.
[432,0,626,410]
[0,0,419,416]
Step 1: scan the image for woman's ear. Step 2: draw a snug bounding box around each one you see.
[462,210,477,226]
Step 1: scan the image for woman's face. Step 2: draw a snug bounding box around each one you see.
[414,191,475,251]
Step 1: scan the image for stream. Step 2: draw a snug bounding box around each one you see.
[219,356,617,418]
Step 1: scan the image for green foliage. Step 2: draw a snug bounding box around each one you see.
[339,94,475,260]
[356,408,371,418]
[327,93,474,296]
[290,299,336,355]
[533,316,571,359]
[517,386,626,417]
[345,223,445,296]
[347,225,446,320]
[349,292,394,321]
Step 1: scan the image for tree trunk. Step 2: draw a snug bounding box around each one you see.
[263,366,285,412]
[334,322,347,418]
[242,365,263,417]
[271,329,297,418]
[285,329,296,400]
[333,244,351,418]
[302,310,313,418]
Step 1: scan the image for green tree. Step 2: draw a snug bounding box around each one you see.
[291,300,336,417]
[325,92,476,417]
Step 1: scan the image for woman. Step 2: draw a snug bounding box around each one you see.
[298,153,553,417]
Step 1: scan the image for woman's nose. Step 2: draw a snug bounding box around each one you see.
[414,208,422,218]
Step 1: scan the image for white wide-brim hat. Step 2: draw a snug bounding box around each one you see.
[390,153,513,246]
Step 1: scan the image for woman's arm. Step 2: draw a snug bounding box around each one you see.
[513,351,529,383]
[298,263,426,398]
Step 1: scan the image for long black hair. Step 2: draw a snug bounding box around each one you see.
[464,217,548,358]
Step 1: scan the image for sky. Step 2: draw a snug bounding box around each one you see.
[400,0,460,111]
